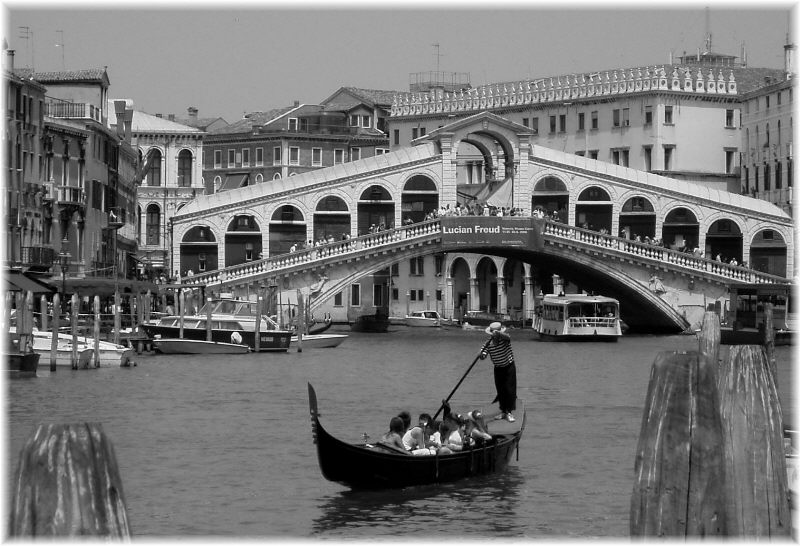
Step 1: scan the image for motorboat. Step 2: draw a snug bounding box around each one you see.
[349,310,390,333]
[532,293,623,341]
[32,329,134,367]
[152,338,251,355]
[6,332,39,377]
[290,333,348,349]
[461,310,523,329]
[141,297,292,352]
[405,310,442,328]
[29,331,94,368]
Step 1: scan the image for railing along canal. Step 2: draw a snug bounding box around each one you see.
[182,217,789,288]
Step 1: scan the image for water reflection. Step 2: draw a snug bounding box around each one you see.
[311,467,524,538]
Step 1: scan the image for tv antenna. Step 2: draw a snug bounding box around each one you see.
[17,26,33,69]
[55,30,65,69]
[432,42,443,73]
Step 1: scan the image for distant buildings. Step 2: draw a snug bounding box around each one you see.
[3,55,144,299]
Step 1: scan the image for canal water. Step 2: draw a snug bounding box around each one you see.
[5,327,795,538]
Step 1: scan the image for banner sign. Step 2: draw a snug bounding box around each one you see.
[440,216,544,250]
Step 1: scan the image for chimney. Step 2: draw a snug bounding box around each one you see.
[293,100,300,107]
[7,49,14,71]
[155,113,162,118]
[187,106,198,121]
[785,42,796,78]
[113,100,127,138]
[122,100,134,143]
[168,114,175,121]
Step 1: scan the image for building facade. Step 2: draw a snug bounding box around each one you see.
[4,60,141,297]
[739,43,795,217]
[106,106,205,281]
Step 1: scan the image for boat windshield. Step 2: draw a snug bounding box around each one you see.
[198,299,258,316]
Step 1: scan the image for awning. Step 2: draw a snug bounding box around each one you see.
[486,178,513,209]
[220,173,250,192]
[4,270,55,293]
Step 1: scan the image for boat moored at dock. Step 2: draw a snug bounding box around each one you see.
[532,294,622,341]
[141,297,292,352]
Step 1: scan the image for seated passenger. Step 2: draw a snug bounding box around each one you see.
[464,410,493,446]
[378,416,410,453]
[397,411,412,435]
[402,413,435,455]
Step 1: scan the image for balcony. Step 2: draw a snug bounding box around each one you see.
[44,101,102,123]
[57,185,86,207]
[21,246,55,268]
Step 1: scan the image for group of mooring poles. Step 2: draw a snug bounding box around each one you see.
[631,306,791,538]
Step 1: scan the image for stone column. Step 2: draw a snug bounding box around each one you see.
[497,276,507,316]
[445,276,454,319]
[469,277,479,312]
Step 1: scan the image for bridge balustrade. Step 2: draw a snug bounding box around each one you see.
[182,219,442,287]
[543,220,787,284]
[181,216,787,290]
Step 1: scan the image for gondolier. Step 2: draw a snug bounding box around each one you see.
[481,322,517,422]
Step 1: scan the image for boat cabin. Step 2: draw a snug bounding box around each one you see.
[726,283,794,331]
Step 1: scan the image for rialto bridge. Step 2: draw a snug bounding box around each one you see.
[172,112,793,333]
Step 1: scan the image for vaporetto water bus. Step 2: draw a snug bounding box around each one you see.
[532,294,623,342]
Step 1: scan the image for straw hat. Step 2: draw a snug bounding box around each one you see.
[485,321,505,335]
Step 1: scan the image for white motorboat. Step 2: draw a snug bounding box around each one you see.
[532,294,623,341]
[30,331,94,368]
[32,329,134,367]
[290,333,348,348]
[152,338,251,355]
[405,310,442,328]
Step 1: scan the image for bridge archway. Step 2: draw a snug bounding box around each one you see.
[357,185,394,235]
[225,214,261,267]
[531,175,569,221]
[401,175,438,223]
[705,218,743,263]
[619,196,656,239]
[270,205,306,256]
[476,256,499,313]
[749,228,788,275]
[662,207,700,251]
[180,225,217,275]
[314,195,350,242]
[575,186,613,232]
[449,257,471,319]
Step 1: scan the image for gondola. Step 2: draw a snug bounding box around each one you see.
[307,383,525,489]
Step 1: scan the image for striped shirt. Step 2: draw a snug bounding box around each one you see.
[485,335,514,367]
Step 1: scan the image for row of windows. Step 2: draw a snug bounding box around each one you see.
[742,159,794,193]
[329,286,445,308]
[573,145,738,174]
[746,87,793,113]
[211,146,389,169]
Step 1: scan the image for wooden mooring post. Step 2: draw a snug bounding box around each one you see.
[631,310,790,538]
[8,423,131,538]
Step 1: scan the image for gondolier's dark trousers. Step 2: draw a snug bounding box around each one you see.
[493,361,517,413]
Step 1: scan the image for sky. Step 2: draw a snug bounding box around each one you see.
[2,1,796,124]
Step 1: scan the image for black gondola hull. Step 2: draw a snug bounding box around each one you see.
[308,383,525,489]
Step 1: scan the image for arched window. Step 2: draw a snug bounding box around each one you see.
[213,176,222,193]
[255,173,263,183]
[146,204,160,245]
[273,173,282,180]
[178,149,192,187]
[148,149,162,187]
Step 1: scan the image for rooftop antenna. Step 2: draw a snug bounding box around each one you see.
[432,42,443,73]
[17,26,33,69]
[55,30,65,70]
[704,6,712,54]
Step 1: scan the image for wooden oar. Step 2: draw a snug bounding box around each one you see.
[432,338,492,421]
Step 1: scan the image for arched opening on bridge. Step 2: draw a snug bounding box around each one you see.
[662,207,699,251]
[705,219,743,263]
[532,176,569,221]
[269,205,306,256]
[476,257,498,313]
[455,132,515,208]
[313,196,350,242]
[575,186,612,232]
[180,226,217,275]
[502,259,525,321]
[449,257,471,319]
[749,228,788,276]
[225,215,262,267]
[619,196,656,239]
[357,185,394,235]
[401,175,438,223]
